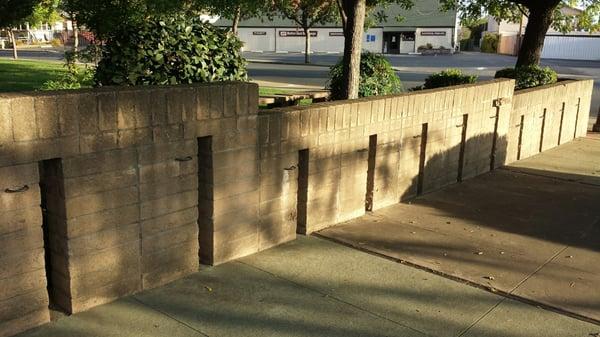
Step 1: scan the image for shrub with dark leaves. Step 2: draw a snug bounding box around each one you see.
[421,68,477,90]
[328,52,402,100]
[95,13,247,86]
[495,65,558,90]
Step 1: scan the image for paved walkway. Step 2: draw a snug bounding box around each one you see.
[17,236,599,337]
[320,137,600,325]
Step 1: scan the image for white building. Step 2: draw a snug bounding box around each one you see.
[216,1,458,54]
[485,6,600,61]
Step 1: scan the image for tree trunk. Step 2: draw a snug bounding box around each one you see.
[9,30,18,60]
[304,27,311,64]
[73,20,79,52]
[337,0,348,34]
[516,4,557,67]
[340,0,366,100]
[232,6,241,35]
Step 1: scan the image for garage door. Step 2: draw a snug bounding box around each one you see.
[542,35,600,61]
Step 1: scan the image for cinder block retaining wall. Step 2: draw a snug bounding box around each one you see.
[0,79,593,337]
[506,80,593,163]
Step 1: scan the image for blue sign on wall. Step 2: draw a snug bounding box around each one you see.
[366,34,376,42]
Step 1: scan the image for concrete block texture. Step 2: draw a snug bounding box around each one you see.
[0,163,50,337]
[507,80,594,164]
[0,79,595,337]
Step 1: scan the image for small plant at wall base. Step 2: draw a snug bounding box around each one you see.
[495,66,558,90]
[417,43,434,51]
[418,69,477,90]
[328,52,402,100]
[95,13,247,86]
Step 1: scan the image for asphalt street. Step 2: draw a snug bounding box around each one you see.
[2,49,598,125]
[0,49,63,61]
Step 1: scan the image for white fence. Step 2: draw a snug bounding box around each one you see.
[542,35,600,61]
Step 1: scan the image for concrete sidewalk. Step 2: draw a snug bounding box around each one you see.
[320,137,600,325]
[17,235,599,337]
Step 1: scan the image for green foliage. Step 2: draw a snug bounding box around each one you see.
[95,13,247,86]
[0,0,39,28]
[61,0,189,40]
[0,59,66,92]
[440,0,600,35]
[367,1,413,28]
[41,50,94,90]
[417,43,434,51]
[28,0,61,27]
[422,69,477,89]
[481,33,499,53]
[273,0,338,29]
[495,65,558,90]
[328,52,402,100]
[494,68,517,80]
[460,39,473,51]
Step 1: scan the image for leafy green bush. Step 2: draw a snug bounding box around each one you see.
[95,13,247,86]
[328,52,402,100]
[41,51,94,90]
[421,69,477,90]
[460,39,473,51]
[494,65,558,90]
[481,33,499,53]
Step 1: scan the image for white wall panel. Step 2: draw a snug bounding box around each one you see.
[415,28,453,49]
[238,28,276,52]
[542,36,600,61]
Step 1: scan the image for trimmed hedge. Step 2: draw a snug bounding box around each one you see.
[495,65,558,90]
[95,13,247,86]
[421,68,478,90]
[328,52,402,100]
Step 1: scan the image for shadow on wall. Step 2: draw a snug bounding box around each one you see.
[384,130,600,252]
[254,110,513,249]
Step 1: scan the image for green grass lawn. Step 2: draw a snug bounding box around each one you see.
[258,87,314,108]
[0,59,67,92]
[0,59,313,109]
[258,87,296,96]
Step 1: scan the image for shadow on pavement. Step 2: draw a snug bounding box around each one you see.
[319,137,600,324]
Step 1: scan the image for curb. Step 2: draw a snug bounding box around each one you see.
[248,59,333,68]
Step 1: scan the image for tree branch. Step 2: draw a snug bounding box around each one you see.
[336,0,347,31]
[516,4,529,18]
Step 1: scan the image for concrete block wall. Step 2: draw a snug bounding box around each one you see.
[0,83,259,337]
[0,164,50,337]
[506,80,594,163]
[0,79,594,337]
[196,84,261,265]
[261,80,516,234]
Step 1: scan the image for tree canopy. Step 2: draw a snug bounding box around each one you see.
[61,0,189,39]
[441,0,599,33]
[26,0,62,28]
[192,0,271,33]
[0,0,40,28]
[440,0,600,66]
